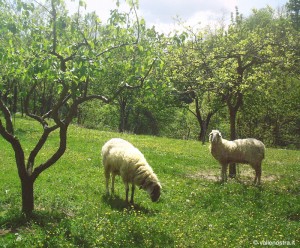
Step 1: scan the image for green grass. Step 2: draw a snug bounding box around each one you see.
[0,117,299,247]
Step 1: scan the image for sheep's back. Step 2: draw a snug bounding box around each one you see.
[229,138,265,163]
[102,138,148,179]
[211,138,265,164]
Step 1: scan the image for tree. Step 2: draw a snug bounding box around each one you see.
[166,28,224,143]
[206,7,290,177]
[0,0,151,216]
[287,0,300,29]
[75,18,167,135]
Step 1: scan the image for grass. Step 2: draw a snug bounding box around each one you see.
[0,116,299,247]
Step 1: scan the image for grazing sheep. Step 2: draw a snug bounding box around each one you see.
[209,130,265,185]
[101,138,161,204]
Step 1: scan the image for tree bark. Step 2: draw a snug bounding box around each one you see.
[226,90,243,178]
[193,97,217,144]
[199,119,209,145]
[229,107,237,178]
[21,177,34,216]
[119,98,127,133]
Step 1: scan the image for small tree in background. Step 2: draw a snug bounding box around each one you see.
[166,28,224,144]
[0,0,157,217]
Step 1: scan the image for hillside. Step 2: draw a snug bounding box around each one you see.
[0,117,299,247]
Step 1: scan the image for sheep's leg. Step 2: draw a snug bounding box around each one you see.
[111,174,116,194]
[130,184,135,204]
[105,170,110,195]
[125,183,129,204]
[254,164,262,185]
[221,163,228,182]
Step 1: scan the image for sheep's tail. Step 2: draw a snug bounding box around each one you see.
[261,144,266,160]
[101,142,111,167]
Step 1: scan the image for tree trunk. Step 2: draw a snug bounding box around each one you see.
[229,104,238,178]
[194,97,207,144]
[142,108,159,135]
[119,98,127,133]
[13,82,18,114]
[21,177,34,216]
[199,122,207,145]
[198,111,215,145]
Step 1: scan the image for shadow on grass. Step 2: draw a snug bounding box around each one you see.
[0,210,92,247]
[287,213,300,221]
[0,209,67,235]
[101,194,159,215]
[128,225,175,247]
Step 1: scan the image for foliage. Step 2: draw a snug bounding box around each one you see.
[239,76,300,148]
[1,0,299,147]
[0,117,299,247]
[0,0,157,215]
[1,0,300,220]
[163,6,300,148]
[165,26,224,143]
[286,0,300,30]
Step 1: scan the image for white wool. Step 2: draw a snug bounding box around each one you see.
[209,130,265,184]
[101,138,161,204]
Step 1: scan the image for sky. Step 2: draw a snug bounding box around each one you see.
[72,0,288,33]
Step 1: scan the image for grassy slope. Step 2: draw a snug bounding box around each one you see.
[0,117,299,247]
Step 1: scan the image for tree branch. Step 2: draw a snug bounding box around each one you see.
[96,2,141,58]
[27,125,59,175]
[96,43,136,58]
[0,118,27,179]
[31,125,67,181]
[51,0,57,54]
[24,82,51,128]
[0,98,14,134]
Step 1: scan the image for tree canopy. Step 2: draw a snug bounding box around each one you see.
[0,0,299,215]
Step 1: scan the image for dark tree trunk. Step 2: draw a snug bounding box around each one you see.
[194,97,216,144]
[199,111,215,145]
[21,177,34,216]
[194,97,206,144]
[229,107,237,178]
[13,82,18,113]
[33,90,37,114]
[199,121,208,144]
[141,108,159,135]
[119,98,127,133]
[226,89,243,178]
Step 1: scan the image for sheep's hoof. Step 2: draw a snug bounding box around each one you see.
[125,200,135,208]
[254,182,262,187]
[219,179,227,184]
[125,203,133,209]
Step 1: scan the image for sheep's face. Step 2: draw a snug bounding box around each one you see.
[209,130,222,143]
[147,183,161,202]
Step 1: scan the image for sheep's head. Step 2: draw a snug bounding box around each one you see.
[146,182,161,202]
[209,130,222,143]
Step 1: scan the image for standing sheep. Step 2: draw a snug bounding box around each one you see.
[209,130,265,185]
[101,138,161,204]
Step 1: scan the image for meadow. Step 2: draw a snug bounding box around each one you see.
[0,117,299,247]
